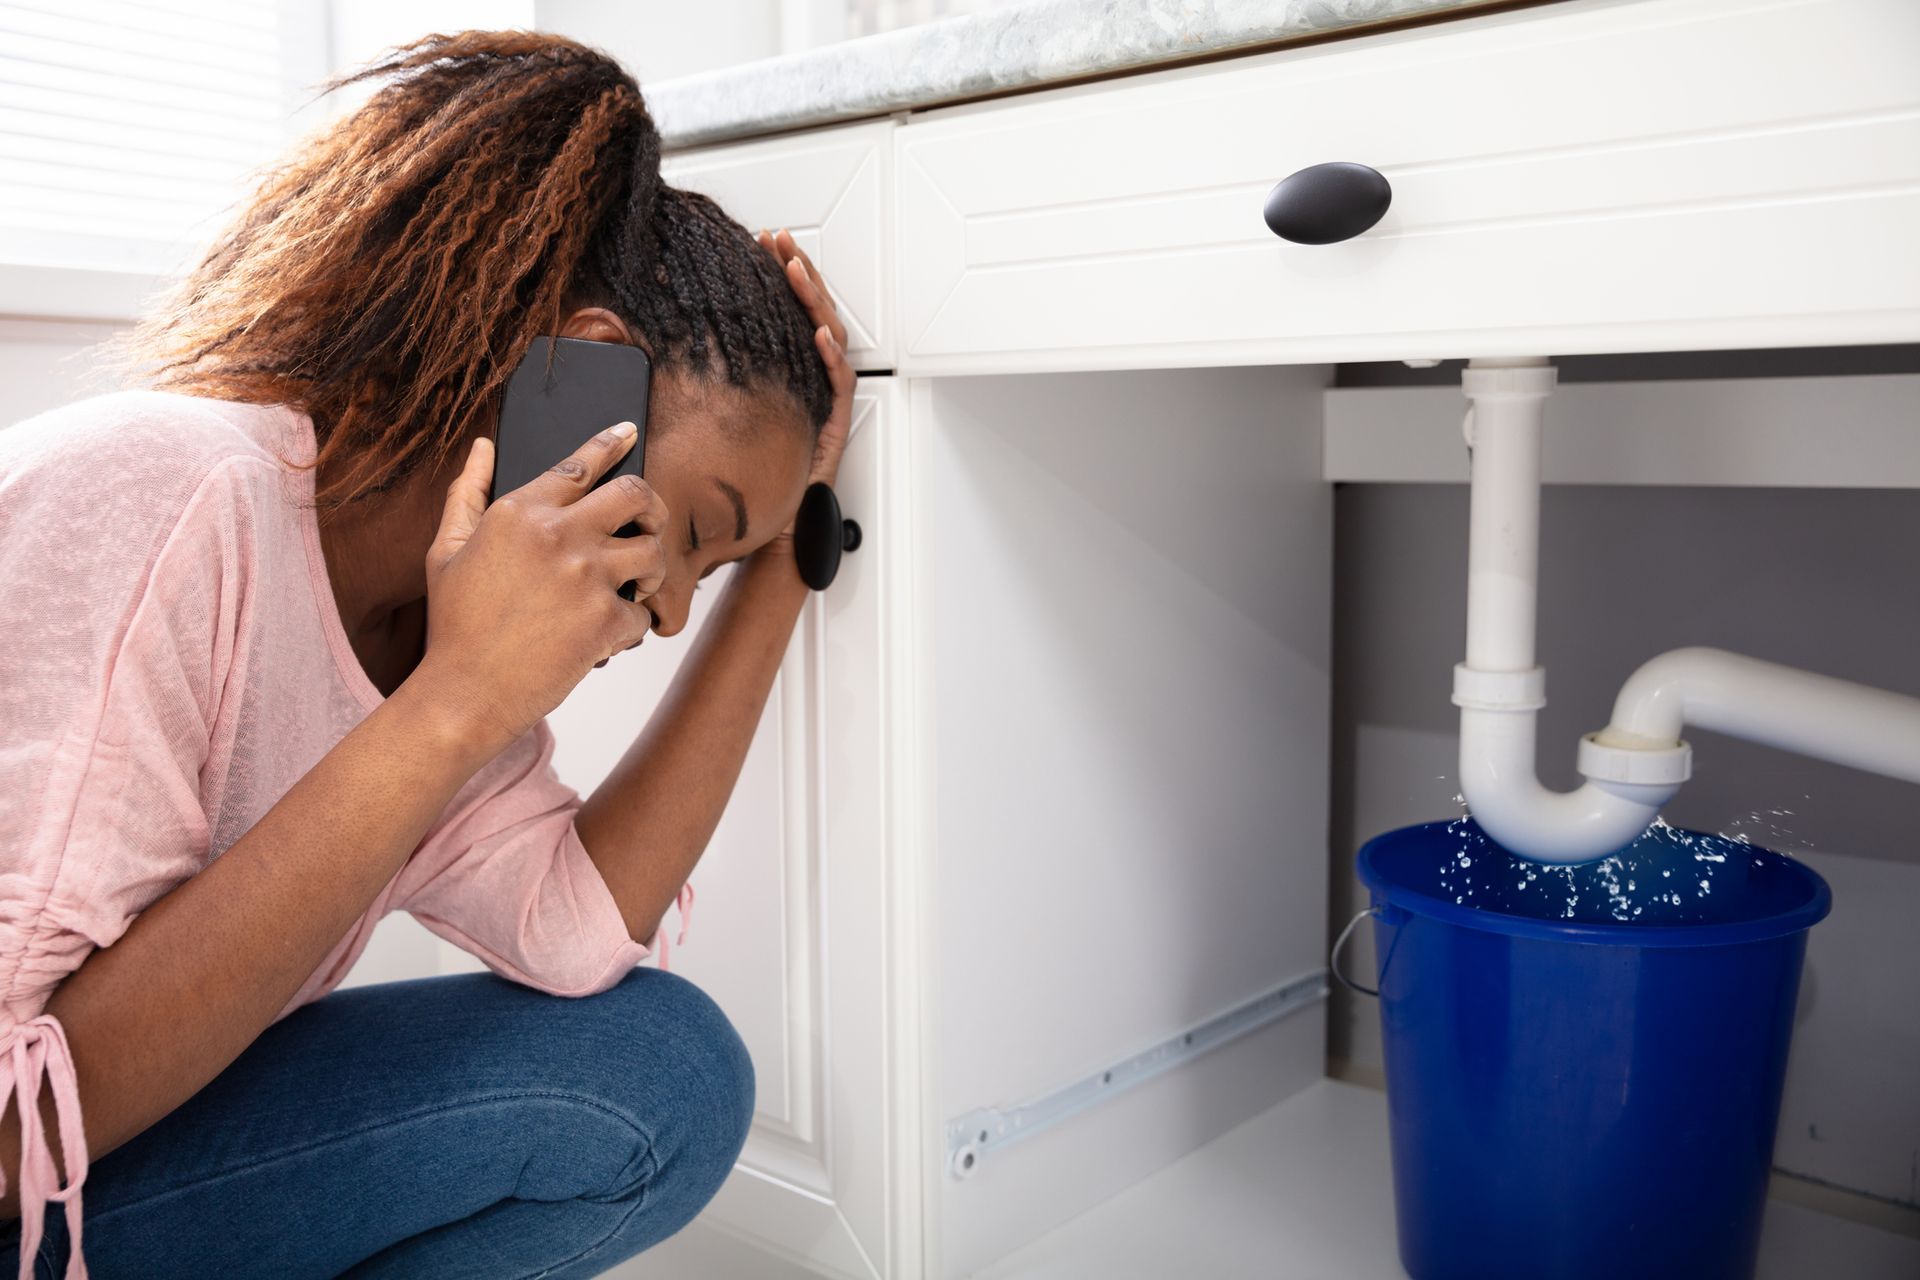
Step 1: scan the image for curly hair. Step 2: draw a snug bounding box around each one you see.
[103,30,833,520]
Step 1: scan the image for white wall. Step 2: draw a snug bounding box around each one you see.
[535,0,780,83]
[327,1,537,76]
[531,0,1028,78]
[1326,479,1920,1211]
[0,320,121,423]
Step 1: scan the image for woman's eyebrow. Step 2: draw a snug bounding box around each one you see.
[714,478,748,542]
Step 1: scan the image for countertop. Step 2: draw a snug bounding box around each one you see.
[647,0,1518,149]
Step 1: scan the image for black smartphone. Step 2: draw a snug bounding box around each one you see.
[491,335,652,601]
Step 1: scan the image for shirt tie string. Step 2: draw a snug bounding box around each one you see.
[653,882,695,972]
[2,1014,89,1280]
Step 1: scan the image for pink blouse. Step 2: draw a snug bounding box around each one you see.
[0,389,691,1278]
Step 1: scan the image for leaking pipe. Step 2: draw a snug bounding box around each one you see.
[1452,357,1678,863]
[1452,358,1920,864]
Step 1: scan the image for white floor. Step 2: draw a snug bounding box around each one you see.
[976,1079,1920,1280]
[619,1078,1920,1279]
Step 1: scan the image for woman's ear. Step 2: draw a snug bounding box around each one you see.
[557,306,652,358]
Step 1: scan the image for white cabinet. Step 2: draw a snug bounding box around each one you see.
[894,0,1920,373]
[917,365,1332,1278]
[556,376,926,1280]
[663,119,897,371]
[611,0,1918,1275]
[593,363,1333,1279]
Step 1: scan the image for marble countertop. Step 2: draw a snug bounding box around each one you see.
[647,0,1514,149]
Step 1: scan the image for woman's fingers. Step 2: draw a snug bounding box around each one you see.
[609,595,656,655]
[757,227,856,485]
[510,421,639,510]
[760,227,848,353]
[793,258,848,353]
[573,469,668,538]
[429,434,495,573]
[776,228,830,307]
[816,324,854,396]
[606,529,667,599]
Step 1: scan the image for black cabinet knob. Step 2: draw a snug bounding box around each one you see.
[793,481,861,591]
[1263,162,1392,245]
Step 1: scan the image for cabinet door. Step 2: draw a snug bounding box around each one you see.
[895,0,1920,373]
[663,120,896,372]
[556,378,924,1280]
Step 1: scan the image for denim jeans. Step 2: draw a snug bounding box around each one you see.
[3,967,754,1279]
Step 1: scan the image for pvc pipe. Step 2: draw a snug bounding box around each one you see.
[1454,357,1675,863]
[1462,358,1551,672]
[1594,647,1920,784]
[1453,358,1920,865]
[1459,705,1678,864]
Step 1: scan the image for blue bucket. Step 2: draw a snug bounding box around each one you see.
[1353,818,1831,1280]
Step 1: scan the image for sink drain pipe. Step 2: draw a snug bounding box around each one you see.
[1452,358,1920,864]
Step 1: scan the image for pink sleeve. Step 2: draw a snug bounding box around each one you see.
[391,717,689,996]
[1,450,257,1280]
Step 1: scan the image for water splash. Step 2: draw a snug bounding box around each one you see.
[1430,815,1784,926]
[1418,785,1809,927]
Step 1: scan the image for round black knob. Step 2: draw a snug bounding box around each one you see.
[1262,162,1391,245]
[794,481,860,591]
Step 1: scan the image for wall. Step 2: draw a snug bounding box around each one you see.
[327,0,538,85]
[1326,478,1920,1211]
[533,0,1028,75]
[534,0,781,82]
[0,320,119,422]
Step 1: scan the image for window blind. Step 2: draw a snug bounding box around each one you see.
[0,0,302,275]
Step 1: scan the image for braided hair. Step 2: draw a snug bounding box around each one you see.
[108,30,833,520]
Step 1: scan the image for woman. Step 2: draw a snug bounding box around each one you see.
[0,30,853,1279]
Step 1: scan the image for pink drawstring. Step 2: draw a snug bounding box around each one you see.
[653,882,695,972]
[2,1015,89,1280]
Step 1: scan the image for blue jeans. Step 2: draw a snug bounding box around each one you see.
[3,967,754,1278]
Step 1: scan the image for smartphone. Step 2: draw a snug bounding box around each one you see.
[491,335,652,601]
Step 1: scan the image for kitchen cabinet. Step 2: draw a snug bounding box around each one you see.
[597,0,1920,1275]
[551,376,925,1278]
[894,0,1920,374]
[594,363,1334,1280]
[662,119,896,372]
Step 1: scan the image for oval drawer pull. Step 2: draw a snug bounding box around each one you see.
[1263,162,1392,245]
[794,481,862,591]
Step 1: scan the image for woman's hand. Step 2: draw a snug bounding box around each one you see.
[414,423,666,750]
[756,227,856,556]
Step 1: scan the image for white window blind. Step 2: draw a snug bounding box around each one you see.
[0,0,321,276]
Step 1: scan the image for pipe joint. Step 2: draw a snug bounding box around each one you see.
[1577,732,1693,787]
[1452,664,1547,712]
[1460,362,1557,402]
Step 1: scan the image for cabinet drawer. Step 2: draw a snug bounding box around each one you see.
[895,0,1920,373]
[664,118,895,371]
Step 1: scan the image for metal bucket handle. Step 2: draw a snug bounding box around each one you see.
[1331,903,1408,998]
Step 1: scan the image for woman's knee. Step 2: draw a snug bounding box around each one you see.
[583,967,756,1186]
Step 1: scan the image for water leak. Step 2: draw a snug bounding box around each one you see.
[1433,809,1781,926]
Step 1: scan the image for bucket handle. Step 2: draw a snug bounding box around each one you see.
[1330,907,1382,998]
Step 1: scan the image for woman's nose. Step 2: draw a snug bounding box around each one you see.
[646,584,690,638]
